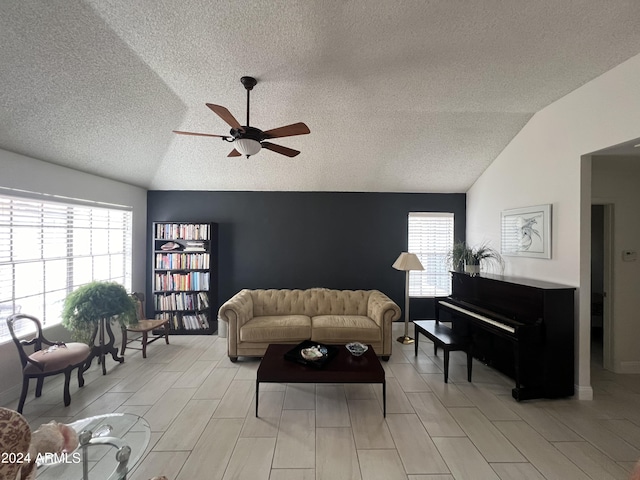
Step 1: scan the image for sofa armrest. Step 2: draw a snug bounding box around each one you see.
[218,289,254,357]
[367,290,401,356]
[367,290,401,327]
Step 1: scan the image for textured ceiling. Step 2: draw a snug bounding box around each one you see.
[2,1,640,192]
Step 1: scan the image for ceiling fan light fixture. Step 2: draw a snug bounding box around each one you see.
[235,138,261,157]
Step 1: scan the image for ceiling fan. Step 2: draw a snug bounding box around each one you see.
[173,76,310,158]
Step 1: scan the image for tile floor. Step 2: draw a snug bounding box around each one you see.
[8,322,640,480]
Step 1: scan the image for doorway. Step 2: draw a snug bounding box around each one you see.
[591,203,613,370]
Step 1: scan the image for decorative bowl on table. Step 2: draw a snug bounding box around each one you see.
[301,345,328,361]
[346,342,368,357]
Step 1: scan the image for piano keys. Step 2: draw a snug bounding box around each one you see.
[435,271,575,401]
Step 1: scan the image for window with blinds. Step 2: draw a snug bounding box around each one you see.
[0,192,132,342]
[407,212,454,297]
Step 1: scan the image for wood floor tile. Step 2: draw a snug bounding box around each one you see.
[373,376,414,413]
[242,390,284,437]
[283,383,316,410]
[420,373,474,407]
[272,409,315,468]
[545,407,640,461]
[385,413,449,474]
[456,383,521,421]
[316,385,350,427]
[144,387,196,432]
[495,420,591,480]
[357,449,407,480]
[213,379,254,418]
[222,437,276,480]
[407,476,454,480]
[154,399,219,450]
[348,399,394,449]
[388,363,431,392]
[433,437,498,479]
[129,450,189,480]
[269,469,316,480]
[109,362,161,392]
[192,365,237,399]
[449,408,525,462]
[553,441,632,479]
[344,384,376,400]
[494,395,582,442]
[176,418,243,480]
[406,392,465,437]
[602,418,640,449]
[489,462,546,479]
[124,371,182,405]
[316,427,361,480]
[172,359,218,388]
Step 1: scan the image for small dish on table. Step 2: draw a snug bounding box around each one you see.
[346,342,368,357]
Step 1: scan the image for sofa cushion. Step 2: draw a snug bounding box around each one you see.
[240,315,311,343]
[311,315,381,344]
[249,288,371,317]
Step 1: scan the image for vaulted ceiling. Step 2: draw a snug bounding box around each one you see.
[2,1,640,192]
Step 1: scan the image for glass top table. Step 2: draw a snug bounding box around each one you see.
[36,413,150,480]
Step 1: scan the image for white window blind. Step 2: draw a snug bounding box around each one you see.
[0,193,132,342]
[407,212,454,297]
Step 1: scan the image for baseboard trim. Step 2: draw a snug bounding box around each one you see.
[575,384,594,400]
[616,361,640,374]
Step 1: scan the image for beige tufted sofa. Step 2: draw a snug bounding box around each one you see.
[218,288,401,361]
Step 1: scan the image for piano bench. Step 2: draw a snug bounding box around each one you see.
[413,320,472,384]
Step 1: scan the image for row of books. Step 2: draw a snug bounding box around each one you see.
[156,312,210,330]
[154,272,210,292]
[155,253,210,270]
[154,292,209,311]
[155,223,210,241]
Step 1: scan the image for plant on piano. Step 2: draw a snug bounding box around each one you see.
[447,241,504,274]
[446,241,471,272]
[467,242,504,272]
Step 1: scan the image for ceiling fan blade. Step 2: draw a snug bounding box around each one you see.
[262,142,300,157]
[173,130,227,138]
[263,122,310,139]
[206,104,244,132]
[228,149,241,157]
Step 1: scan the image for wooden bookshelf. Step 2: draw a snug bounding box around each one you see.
[152,222,218,335]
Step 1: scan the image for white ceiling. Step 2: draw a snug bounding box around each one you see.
[2,1,640,193]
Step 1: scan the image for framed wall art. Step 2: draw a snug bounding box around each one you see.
[501,204,551,258]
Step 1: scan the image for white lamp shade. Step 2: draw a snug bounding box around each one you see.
[235,138,262,156]
[392,252,424,271]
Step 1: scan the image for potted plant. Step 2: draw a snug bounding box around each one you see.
[464,242,504,275]
[446,241,504,275]
[446,241,472,272]
[62,281,136,345]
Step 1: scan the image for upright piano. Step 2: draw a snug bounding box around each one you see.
[435,271,575,401]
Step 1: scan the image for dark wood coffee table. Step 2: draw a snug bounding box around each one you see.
[256,343,386,417]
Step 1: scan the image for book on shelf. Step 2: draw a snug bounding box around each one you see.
[155,223,210,241]
[155,312,210,331]
[154,291,210,311]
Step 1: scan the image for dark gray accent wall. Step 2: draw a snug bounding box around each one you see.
[147,191,465,320]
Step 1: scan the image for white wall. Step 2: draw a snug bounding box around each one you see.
[466,52,640,400]
[0,149,147,407]
[592,156,640,373]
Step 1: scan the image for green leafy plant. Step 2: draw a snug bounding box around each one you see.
[446,241,472,272]
[62,281,136,344]
[447,241,504,273]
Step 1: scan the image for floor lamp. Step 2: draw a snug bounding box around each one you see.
[392,252,425,344]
